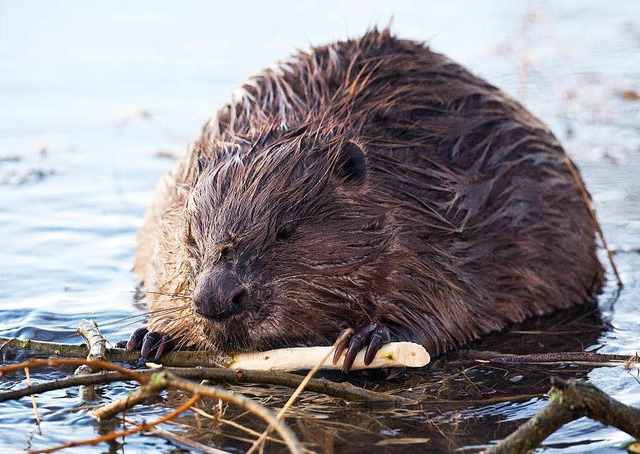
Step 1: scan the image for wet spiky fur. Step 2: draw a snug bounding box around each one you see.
[133,29,604,356]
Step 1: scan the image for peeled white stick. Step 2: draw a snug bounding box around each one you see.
[228,342,430,371]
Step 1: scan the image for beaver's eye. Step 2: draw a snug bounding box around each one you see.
[219,244,232,260]
[276,225,295,241]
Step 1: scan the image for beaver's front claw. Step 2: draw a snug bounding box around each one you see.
[118,327,175,361]
[333,322,391,372]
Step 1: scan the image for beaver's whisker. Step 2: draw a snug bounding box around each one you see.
[141,291,192,299]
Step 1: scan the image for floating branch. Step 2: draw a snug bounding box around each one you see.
[466,350,635,367]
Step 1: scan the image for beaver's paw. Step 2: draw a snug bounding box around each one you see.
[333,322,391,372]
[118,327,175,361]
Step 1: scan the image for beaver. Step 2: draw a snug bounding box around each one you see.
[127,29,604,371]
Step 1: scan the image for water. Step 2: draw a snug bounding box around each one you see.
[1,1,639,452]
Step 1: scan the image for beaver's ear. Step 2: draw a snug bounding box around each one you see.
[333,141,367,186]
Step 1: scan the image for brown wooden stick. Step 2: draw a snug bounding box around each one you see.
[0,358,146,383]
[246,328,351,454]
[0,335,229,367]
[467,350,634,366]
[162,372,303,454]
[0,364,402,404]
[485,377,640,453]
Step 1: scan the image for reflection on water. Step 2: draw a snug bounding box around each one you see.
[1,1,639,452]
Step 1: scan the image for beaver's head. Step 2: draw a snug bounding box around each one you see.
[183,129,395,353]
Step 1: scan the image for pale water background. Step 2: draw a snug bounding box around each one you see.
[0,1,639,452]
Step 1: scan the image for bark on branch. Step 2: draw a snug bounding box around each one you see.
[485,377,640,453]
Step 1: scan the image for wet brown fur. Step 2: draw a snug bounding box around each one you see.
[134,29,604,356]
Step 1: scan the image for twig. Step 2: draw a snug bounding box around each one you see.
[24,367,42,430]
[485,377,640,453]
[564,155,623,289]
[0,371,128,403]
[0,336,228,367]
[75,319,109,401]
[29,394,201,454]
[0,365,400,404]
[0,358,146,383]
[91,374,167,420]
[246,328,351,454]
[466,350,633,366]
[76,319,107,362]
[161,372,303,454]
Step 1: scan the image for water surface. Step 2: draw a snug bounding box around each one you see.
[1,1,639,452]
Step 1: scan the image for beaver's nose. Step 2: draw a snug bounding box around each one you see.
[193,269,248,321]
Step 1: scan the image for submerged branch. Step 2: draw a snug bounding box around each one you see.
[0,361,402,403]
[485,377,640,453]
[466,350,634,366]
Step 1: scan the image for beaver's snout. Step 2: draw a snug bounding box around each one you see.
[193,269,249,321]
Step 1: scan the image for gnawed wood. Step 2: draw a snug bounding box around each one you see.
[229,342,430,371]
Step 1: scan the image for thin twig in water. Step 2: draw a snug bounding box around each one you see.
[0,335,229,367]
[163,373,303,454]
[24,367,42,431]
[564,154,623,289]
[29,394,201,454]
[246,328,352,454]
[123,416,230,454]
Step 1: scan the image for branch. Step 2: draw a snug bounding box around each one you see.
[485,377,640,453]
[31,394,202,454]
[1,335,429,371]
[0,363,401,403]
[77,319,107,362]
[0,336,228,367]
[161,372,303,454]
[466,350,634,366]
[564,154,622,289]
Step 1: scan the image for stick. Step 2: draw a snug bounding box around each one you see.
[564,155,622,288]
[0,363,404,403]
[246,328,351,454]
[76,319,107,362]
[466,350,634,366]
[485,377,640,453]
[24,367,41,430]
[230,342,430,371]
[1,335,428,371]
[162,373,303,454]
[0,336,228,367]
